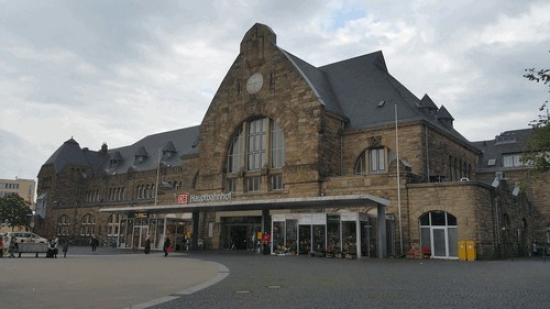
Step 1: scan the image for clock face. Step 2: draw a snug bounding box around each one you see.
[246,72,263,94]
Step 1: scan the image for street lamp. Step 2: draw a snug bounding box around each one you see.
[30,210,35,233]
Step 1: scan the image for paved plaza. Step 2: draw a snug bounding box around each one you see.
[2,247,550,309]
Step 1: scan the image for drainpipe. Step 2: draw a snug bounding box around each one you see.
[340,121,345,176]
[425,125,430,182]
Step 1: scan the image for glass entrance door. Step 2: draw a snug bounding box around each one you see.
[133,226,148,249]
[298,225,311,254]
[432,228,446,257]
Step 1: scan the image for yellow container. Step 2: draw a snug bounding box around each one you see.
[466,240,476,261]
[458,241,467,261]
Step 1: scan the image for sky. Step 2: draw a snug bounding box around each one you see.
[1,0,549,181]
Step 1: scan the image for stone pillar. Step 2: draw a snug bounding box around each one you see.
[377,203,387,258]
[192,210,200,250]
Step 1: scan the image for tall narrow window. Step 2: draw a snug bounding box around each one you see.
[247,119,266,171]
[57,214,70,236]
[271,122,285,168]
[354,153,365,175]
[369,148,385,172]
[228,128,243,173]
[80,214,95,236]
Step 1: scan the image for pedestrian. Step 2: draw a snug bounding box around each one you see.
[144,235,151,254]
[9,237,18,258]
[0,236,3,258]
[263,232,271,255]
[229,234,236,252]
[163,236,171,257]
[90,235,99,252]
[62,240,69,258]
[47,238,56,258]
[53,236,59,258]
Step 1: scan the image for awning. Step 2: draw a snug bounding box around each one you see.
[99,194,390,214]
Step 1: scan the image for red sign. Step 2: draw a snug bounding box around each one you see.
[177,194,188,205]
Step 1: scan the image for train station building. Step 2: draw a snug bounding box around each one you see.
[35,23,545,260]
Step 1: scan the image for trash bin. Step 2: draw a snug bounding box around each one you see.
[458,241,467,261]
[466,240,476,261]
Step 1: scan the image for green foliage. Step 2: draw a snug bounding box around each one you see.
[0,194,32,230]
[522,52,550,170]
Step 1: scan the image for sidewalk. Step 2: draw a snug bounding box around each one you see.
[0,248,228,309]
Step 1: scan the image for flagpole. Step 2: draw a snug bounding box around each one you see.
[395,104,403,256]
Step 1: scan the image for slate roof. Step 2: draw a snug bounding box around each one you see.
[102,126,200,175]
[44,126,200,176]
[472,128,532,169]
[43,24,480,176]
[44,138,108,174]
[279,45,472,146]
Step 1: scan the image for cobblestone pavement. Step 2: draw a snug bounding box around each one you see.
[158,251,550,309]
[2,247,550,309]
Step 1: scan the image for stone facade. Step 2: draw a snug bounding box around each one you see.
[34,23,541,260]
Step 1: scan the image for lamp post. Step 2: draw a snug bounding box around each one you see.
[30,210,35,233]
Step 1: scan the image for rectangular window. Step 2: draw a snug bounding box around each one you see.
[226,179,237,193]
[270,175,283,190]
[369,148,385,172]
[245,176,261,192]
[503,154,522,167]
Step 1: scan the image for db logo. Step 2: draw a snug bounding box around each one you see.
[177,194,188,204]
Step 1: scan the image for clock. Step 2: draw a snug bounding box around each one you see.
[246,72,263,94]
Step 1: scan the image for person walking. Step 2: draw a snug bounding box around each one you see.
[163,236,171,257]
[0,236,3,258]
[229,234,236,252]
[62,240,69,258]
[9,237,18,258]
[144,236,151,254]
[90,235,99,252]
[263,232,271,255]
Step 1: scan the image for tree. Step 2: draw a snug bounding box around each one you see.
[523,54,550,170]
[0,194,32,231]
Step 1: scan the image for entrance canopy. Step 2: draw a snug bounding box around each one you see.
[99,194,390,214]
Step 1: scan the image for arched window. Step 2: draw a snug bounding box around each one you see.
[226,117,285,192]
[57,214,70,236]
[419,211,458,259]
[354,148,387,175]
[80,214,95,236]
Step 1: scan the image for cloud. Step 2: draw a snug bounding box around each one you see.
[1,0,549,182]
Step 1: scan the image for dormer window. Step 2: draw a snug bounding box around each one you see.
[109,151,123,168]
[162,141,177,161]
[134,146,148,165]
